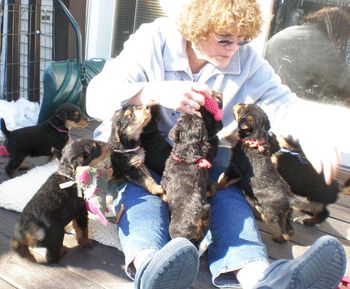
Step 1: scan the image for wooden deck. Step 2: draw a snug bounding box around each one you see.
[0,120,349,289]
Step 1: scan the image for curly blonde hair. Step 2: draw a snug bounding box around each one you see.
[177,0,263,42]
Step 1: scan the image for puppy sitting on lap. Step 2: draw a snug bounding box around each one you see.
[11,138,110,263]
[140,105,172,176]
[1,103,89,178]
[140,90,223,176]
[161,113,212,248]
[109,104,164,197]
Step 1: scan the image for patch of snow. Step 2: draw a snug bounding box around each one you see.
[0,99,40,140]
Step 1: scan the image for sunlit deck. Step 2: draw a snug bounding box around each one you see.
[0,120,349,289]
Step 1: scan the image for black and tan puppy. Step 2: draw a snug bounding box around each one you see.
[161,113,212,247]
[11,138,110,263]
[140,105,172,176]
[1,103,88,178]
[218,103,295,243]
[140,91,223,176]
[271,137,340,225]
[109,104,164,196]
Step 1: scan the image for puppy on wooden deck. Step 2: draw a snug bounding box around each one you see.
[161,113,212,248]
[0,103,89,178]
[218,103,295,243]
[271,136,341,225]
[11,139,110,263]
[108,104,164,197]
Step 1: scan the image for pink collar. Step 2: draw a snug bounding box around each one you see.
[48,121,69,133]
[172,154,212,169]
[242,138,266,153]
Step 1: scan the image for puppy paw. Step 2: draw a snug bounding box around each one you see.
[150,184,164,196]
[273,234,289,243]
[161,194,168,203]
[217,173,241,189]
[217,173,227,189]
[78,238,94,248]
[294,215,319,226]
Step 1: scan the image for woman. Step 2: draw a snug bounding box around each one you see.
[86,0,347,288]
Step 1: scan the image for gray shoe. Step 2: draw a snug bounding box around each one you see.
[134,237,199,289]
[254,235,346,289]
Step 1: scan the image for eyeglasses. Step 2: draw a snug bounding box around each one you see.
[213,34,251,47]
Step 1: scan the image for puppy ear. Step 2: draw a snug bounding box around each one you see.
[120,108,133,131]
[56,110,68,120]
[169,124,181,142]
[268,132,281,154]
[109,125,120,144]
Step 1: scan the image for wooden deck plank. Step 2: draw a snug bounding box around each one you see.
[0,235,106,289]
[0,208,217,289]
[0,279,16,289]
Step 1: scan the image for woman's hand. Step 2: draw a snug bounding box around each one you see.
[299,134,340,185]
[296,102,350,185]
[139,81,210,113]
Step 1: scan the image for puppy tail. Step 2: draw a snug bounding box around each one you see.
[0,118,10,138]
[290,195,308,210]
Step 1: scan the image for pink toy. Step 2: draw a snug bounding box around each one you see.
[75,166,121,226]
[0,145,9,157]
[201,92,224,121]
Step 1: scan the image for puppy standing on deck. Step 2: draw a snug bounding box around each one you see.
[11,139,110,263]
[0,103,88,178]
[161,113,212,247]
[218,103,296,243]
[109,104,164,197]
[271,137,340,225]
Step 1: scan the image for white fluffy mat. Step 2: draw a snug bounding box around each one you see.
[0,160,122,251]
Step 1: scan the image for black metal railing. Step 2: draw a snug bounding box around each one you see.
[0,3,53,102]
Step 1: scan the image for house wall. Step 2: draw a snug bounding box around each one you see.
[85,0,273,59]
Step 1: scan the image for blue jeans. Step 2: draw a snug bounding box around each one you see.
[109,147,269,288]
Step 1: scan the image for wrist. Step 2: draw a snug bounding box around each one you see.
[139,83,160,106]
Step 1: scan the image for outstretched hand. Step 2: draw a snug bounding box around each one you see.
[299,136,340,185]
[140,81,210,113]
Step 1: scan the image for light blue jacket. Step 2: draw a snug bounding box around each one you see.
[86,17,306,144]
